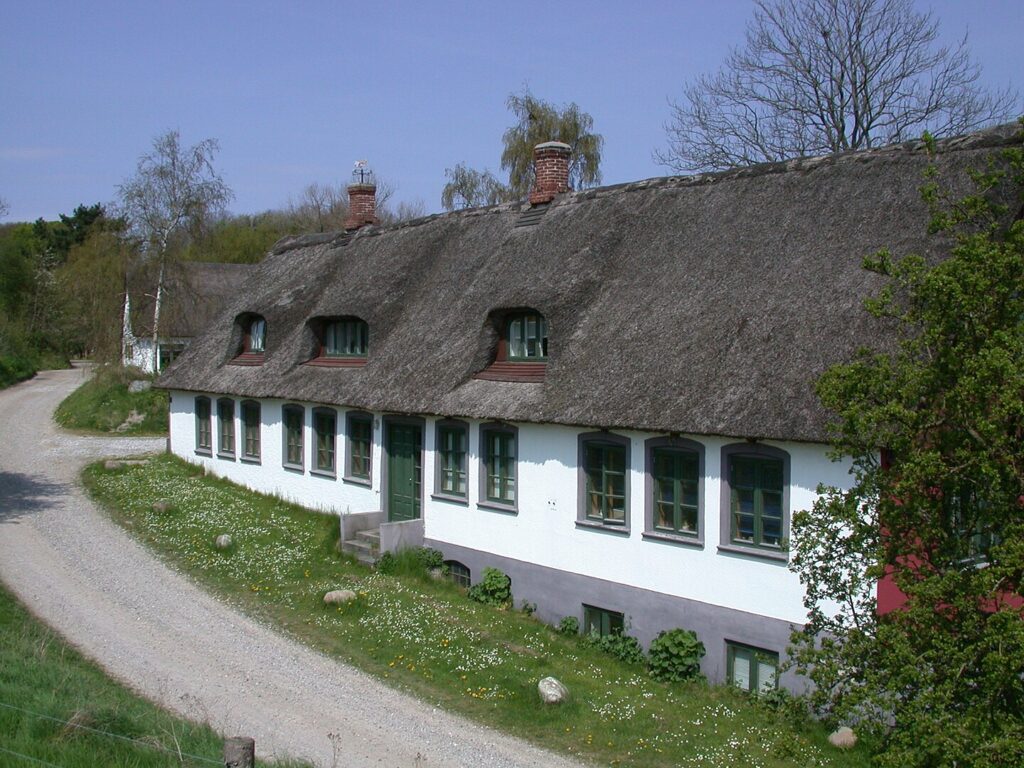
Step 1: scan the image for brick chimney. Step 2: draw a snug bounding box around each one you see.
[344,160,377,231]
[529,141,571,205]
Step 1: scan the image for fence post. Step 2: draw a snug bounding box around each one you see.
[223,736,255,768]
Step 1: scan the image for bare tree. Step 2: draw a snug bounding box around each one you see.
[290,182,347,232]
[656,0,1020,172]
[0,196,9,219]
[440,164,510,210]
[118,130,232,371]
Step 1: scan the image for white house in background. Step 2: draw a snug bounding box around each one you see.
[122,261,255,374]
[157,126,1022,692]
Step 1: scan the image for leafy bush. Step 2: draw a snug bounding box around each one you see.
[648,628,706,682]
[558,616,579,636]
[467,567,512,608]
[376,547,445,579]
[584,631,646,666]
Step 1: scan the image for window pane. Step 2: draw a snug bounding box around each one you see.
[732,488,755,542]
[731,648,751,690]
[757,659,778,692]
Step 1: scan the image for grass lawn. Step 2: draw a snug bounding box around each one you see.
[0,582,306,767]
[84,454,872,768]
[55,365,168,434]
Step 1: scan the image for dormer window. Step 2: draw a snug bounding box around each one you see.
[324,319,368,357]
[474,308,549,382]
[507,313,548,361]
[306,316,369,368]
[231,313,266,366]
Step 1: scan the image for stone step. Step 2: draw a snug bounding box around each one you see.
[355,528,381,546]
[343,538,377,556]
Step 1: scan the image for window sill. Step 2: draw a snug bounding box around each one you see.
[575,519,630,536]
[240,456,261,465]
[642,530,704,549]
[194,449,212,458]
[342,475,372,488]
[717,544,788,563]
[229,353,264,366]
[477,500,517,515]
[217,452,236,461]
[431,492,469,506]
[310,468,337,480]
[473,361,547,383]
[305,356,367,368]
[283,463,304,474]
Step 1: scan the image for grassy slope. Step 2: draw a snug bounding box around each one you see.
[85,454,872,768]
[55,365,168,434]
[0,584,231,767]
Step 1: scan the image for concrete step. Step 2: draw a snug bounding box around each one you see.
[355,528,380,546]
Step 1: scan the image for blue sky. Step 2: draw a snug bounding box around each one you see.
[1,0,1020,222]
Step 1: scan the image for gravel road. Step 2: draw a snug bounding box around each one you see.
[0,367,584,768]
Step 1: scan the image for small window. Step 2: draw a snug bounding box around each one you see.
[578,432,630,529]
[345,412,372,483]
[241,400,261,462]
[247,317,266,353]
[583,605,624,637]
[282,404,304,470]
[727,642,778,694]
[720,444,790,556]
[324,319,368,357]
[479,424,517,509]
[506,312,548,360]
[435,421,468,499]
[312,408,337,476]
[217,398,235,458]
[946,484,999,564]
[652,448,699,535]
[445,560,471,589]
[195,396,212,455]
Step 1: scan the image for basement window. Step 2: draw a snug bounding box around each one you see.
[727,642,778,694]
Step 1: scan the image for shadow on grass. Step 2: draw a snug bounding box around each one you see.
[0,471,70,524]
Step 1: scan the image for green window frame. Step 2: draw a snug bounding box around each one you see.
[312,408,337,476]
[729,455,784,549]
[946,484,999,564]
[480,424,516,508]
[652,447,699,535]
[346,412,372,482]
[324,319,368,357]
[195,396,212,455]
[506,312,548,361]
[282,404,304,470]
[436,423,468,498]
[241,400,261,462]
[583,605,624,637]
[217,398,235,458]
[727,642,778,694]
[584,442,627,525]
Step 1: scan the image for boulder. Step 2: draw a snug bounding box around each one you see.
[323,589,358,605]
[152,501,172,514]
[537,676,569,704]
[127,380,152,393]
[828,726,857,749]
[214,534,233,550]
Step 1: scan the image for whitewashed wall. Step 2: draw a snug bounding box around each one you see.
[168,390,854,626]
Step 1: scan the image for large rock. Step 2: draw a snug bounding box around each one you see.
[152,501,172,514]
[214,534,233,550]
[323,589,358,605]
[537,676,569,704]
[828,726,857,749]
[127,380,152,393]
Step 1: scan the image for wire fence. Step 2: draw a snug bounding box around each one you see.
[0,700,223,766]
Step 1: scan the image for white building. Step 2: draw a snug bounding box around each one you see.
[158,126,1019,691]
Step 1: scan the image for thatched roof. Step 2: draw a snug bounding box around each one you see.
[157,124,1022,443]
[128,261,256,339]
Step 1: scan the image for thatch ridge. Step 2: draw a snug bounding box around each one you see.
[157,123,1023,443]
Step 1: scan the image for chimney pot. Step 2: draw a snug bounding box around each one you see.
[529,141,571,205]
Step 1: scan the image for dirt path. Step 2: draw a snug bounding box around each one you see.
[0,367,583,768]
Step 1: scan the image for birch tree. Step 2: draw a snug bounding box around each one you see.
[118,131,232,370]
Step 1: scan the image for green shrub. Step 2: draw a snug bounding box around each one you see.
[648,628,706,682]
[558,616,579,636]
[376,547,445,579]
[467,566,512,608]
[584,631,646,665]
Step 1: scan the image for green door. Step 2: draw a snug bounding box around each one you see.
[387,423,422,522]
